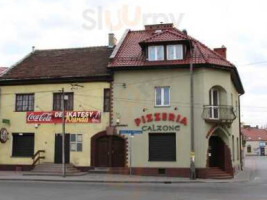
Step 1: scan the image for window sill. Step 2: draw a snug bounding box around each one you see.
[154,105,171,108]
[148,160,176,162]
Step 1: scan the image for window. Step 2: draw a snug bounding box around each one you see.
[53,92,73,111]
[70,134,82,152]
[209,88,219,119]
[15,94,34,112]
[149,133,176,161]
[239,138,240,160]
[247,145,251,153]
[232,135,235,161]
[148,46,164,61]
[103,89,110,112]
[12,133,34,157]
[155,87,170,106]
[167,45,183,60]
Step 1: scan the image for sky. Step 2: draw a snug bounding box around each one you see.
[0,0,266,127]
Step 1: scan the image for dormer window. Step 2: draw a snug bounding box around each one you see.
[167,44,183,60]
[148,45,164,61]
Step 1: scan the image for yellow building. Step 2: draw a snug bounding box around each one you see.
[0,46,114,171]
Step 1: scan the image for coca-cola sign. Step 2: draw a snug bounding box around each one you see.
[26,111,101,123]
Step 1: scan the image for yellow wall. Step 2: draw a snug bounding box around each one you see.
[0,82,110,166]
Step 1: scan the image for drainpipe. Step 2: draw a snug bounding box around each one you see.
[238,94,243,170]
[184,30,196,180]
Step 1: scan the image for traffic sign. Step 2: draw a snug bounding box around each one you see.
[119,130,142,135]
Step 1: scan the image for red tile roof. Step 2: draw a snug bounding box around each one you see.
[242,128,267,141]
[0,46,113,81]
[0,67,7,76]
[108,27,233,68]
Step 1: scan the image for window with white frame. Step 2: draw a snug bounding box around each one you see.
[155,87,170,106]
[70,134,82,152]
[167,44,183,60]
[148,46,164,61]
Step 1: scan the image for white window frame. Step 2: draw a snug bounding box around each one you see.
[210,88,220,119]
[148,45,164,61]
[155,86,170,107]
[167,44,183,60]
[70,134,82,152]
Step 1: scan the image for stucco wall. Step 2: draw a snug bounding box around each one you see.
[0,82,110,166]
[113,67,241,169]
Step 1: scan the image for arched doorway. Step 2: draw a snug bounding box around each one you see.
[91,131,126,167]
[209,136,225,169]
[207,127,233,174]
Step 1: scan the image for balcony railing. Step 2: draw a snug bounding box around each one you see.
[202,105,236,124]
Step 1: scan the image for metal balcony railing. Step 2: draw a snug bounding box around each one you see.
[202,105,236,123]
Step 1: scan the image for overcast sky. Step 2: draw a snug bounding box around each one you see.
[0,0,266,127]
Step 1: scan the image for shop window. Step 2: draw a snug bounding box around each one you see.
[70,134,82,152]
[53,92,73,111]
[247,145,251,153]
[148,45,164,61]
[155,87,170,106]
[12,133,34,157]
[167,44,183,60]
[15,94,34,112]
[103,89,110,112]
[149,133,176,161]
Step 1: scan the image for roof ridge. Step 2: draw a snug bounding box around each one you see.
[35,45,109,52]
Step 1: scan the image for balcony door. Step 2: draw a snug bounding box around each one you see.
[210,88,219,119]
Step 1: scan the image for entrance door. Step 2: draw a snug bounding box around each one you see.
[209,136,225,169]
[95,135,125,167]
[260,147,265,156]
[54,134,70,164]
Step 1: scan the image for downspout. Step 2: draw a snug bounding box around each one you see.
[184,30,196,179]
[238,94,243,170]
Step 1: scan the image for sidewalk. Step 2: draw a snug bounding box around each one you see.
[0,167,254,184]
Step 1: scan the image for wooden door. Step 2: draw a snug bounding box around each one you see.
[95,135,125,167]
[209,136,225,169]
[54,134,70,164]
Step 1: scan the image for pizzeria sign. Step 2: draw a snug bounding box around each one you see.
[26,111,101,123]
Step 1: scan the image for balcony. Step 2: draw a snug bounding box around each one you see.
[202,105,236,124]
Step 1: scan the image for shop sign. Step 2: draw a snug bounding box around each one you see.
[134,112,187,132]
[26,111,101,123]
[0,128,8,143]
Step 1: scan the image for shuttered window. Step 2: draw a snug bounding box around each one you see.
[149,133,176,161]
[12,133,34,157]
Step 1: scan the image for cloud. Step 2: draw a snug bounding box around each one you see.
[0,0,267,126]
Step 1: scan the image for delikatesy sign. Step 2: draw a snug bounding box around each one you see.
[26,111,101,123]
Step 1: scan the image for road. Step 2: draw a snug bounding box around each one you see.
[0,157,266,200]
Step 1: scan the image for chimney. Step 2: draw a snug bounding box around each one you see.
[145,23,173,31]
[214,45,227,59]
[108,33,117,48]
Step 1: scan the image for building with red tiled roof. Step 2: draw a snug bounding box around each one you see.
[242,127,267,156]
[108,23,244,179]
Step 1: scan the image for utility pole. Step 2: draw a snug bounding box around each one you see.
[61,88,66,177]
[188,32,196,180]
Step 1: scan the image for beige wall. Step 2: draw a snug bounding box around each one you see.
[0,82,110,166]
[113,67,241,169]
[245,141,267,156]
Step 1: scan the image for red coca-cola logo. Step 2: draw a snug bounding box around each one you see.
[27,113,52,122]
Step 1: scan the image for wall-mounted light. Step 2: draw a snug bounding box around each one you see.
[122,83,126,88]
[143,108,148,112]
[116,118,120,125]
[174,107,178,111]
[35,124,40,129]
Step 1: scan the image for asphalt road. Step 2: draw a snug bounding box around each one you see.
[0,157,266,200]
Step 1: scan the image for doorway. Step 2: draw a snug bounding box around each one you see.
[94,135,125,167]
[209,136,225,169]
[54,134,70,164]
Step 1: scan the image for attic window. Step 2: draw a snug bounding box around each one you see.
[167,44,183,60]
[148,46,164,61]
